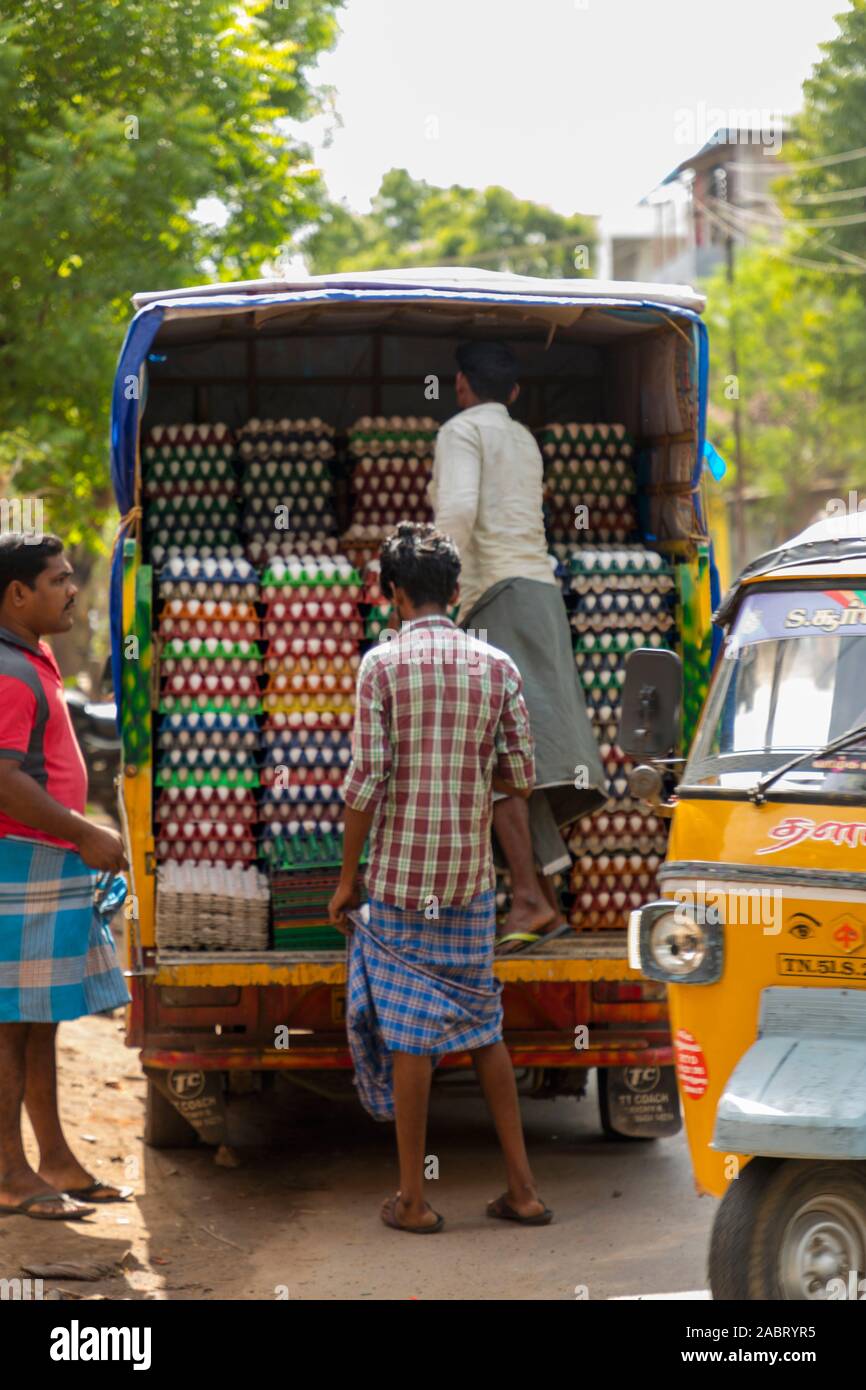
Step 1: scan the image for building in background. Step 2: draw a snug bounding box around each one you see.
[611,126,787,285]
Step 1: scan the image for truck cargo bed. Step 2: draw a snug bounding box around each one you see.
[149,932,637,986]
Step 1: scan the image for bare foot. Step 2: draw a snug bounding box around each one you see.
[37,1152,96,1193]
[503,892,555,937]
[505,1190,547,1219]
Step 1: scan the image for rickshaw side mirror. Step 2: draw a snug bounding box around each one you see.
[618,649,683,759]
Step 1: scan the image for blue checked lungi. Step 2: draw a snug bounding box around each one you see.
[346,891,503,1121]
[0,837,131,1023]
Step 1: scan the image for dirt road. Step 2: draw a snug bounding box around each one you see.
[0,1010,715,1301]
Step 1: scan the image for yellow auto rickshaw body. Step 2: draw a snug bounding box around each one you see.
[631,521,866,1198]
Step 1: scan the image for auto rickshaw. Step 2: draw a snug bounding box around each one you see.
[620,512,866,1300]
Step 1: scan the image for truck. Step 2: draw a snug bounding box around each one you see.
[108,267,722,1148]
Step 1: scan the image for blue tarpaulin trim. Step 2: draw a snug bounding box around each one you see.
[107,288,713,721]
[109,306,165,727]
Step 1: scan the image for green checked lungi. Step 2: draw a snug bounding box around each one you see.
[463,577,607,874]
[0,837,130,1023]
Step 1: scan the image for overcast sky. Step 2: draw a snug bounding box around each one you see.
[306,0,845,240]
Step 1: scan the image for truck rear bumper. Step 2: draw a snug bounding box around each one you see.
[141,1038,674,1072]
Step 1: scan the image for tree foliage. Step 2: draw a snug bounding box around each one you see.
[302,167,597,278]
[781,0,866,275]
[0,0,342,541]
[704,243,864,539]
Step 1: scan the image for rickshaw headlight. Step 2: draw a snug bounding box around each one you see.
[629,900,724,984]
[649,911,706,976]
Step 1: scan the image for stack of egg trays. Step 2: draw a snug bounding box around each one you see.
[142,423,238,568]
[557,544,677,929]
[237,417,338,561]
[258,553,362,868]
[341,415,438,569]
[539,422,637,545]
[155,556,263,872]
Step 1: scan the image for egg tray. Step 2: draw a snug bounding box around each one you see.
[261,693,355,719]
[156,886,270,952]
[241,495,334,524]
[156,749,258,776]
[259,804,341,830]
[161,676,262,702]
[247,537,341,567]
[154,765,260,790]
[260,830,360,871]
[155,837,259,865]
[259,733,350,761]
[261,621,364,648]
[158,694,264,716]
[240,461,334,489]
[259,780,343,806]
[260,726,351,752]
[149,537,242,567]
[260,561,361,589]
[155,793,259,824]
[262,709,354,733]
[144,474,237,501]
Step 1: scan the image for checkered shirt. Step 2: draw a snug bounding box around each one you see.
[341,615,535,909]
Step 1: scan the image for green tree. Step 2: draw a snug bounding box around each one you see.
[302,167,597,278]
[704,243,864,550]
[0,0,342,542]
[781,1,866,277]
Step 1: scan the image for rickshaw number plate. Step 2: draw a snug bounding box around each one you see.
[777,953,866,981]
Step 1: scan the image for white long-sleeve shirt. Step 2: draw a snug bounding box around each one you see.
[430,402,558,621]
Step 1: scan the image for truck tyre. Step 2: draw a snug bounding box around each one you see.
[596,1068,655,1141]
[144,1074,199,1149]
[709,1158,866,1300]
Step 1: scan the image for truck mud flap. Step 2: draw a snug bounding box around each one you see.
[601,1064,682,1138]
[150,1069,229,1146]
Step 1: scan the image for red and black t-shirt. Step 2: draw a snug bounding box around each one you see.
[0,626,88,848]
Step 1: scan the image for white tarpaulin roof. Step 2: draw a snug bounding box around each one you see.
[132,265,705,314]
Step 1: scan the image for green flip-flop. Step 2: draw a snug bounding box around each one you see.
[495,920,573,956]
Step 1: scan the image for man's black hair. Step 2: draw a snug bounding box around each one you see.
[0,532,64,605]
[455,340,519,404]
[379,523,460,608]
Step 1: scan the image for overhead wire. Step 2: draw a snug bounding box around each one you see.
[692,196,866,275]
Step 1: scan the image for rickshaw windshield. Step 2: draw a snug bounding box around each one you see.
[683,587,866,796]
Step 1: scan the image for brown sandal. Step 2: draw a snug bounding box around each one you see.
[487,1193,553,1226]
[380,1194,444,1234]
[0,1192,95,1221]
[63,1182,133,1203]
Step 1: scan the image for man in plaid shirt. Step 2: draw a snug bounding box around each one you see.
[329,523,553,1233]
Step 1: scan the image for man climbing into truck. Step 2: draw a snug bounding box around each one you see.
[432,341,606,953]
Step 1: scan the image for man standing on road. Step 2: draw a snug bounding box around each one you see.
[0,533,131,1221]
[329,524,552,1233]
[431,341,606,954]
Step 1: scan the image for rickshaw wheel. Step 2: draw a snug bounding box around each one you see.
[709,1158,866,1300]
